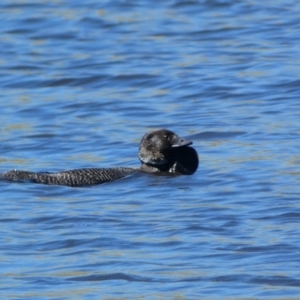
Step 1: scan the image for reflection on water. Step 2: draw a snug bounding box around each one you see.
[1,0,300,299]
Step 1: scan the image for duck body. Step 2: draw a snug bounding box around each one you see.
[1,167,137,187]
[0,129,198,187]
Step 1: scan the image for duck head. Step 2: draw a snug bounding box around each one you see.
[138,129,198,175]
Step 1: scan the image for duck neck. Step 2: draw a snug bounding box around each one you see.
[139,162,170,173]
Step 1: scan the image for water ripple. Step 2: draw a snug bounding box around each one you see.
[1,0,300,298]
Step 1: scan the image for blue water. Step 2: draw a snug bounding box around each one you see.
[1,0,300,299]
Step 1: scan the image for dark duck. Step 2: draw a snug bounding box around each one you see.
[0,129,199,187]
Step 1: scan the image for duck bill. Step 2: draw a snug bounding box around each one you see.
[171,136,193,147]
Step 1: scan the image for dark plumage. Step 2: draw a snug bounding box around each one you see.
[1,168,136,187]
[138,129,198,175]
[0,129,198,187]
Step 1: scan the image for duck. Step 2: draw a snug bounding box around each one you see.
[0,129,198,187]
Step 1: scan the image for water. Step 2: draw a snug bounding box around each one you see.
[1,0,300,299]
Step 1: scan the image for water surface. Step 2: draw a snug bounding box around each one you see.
[1,0,300,299]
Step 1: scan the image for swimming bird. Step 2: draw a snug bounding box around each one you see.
[0,129,198,187]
